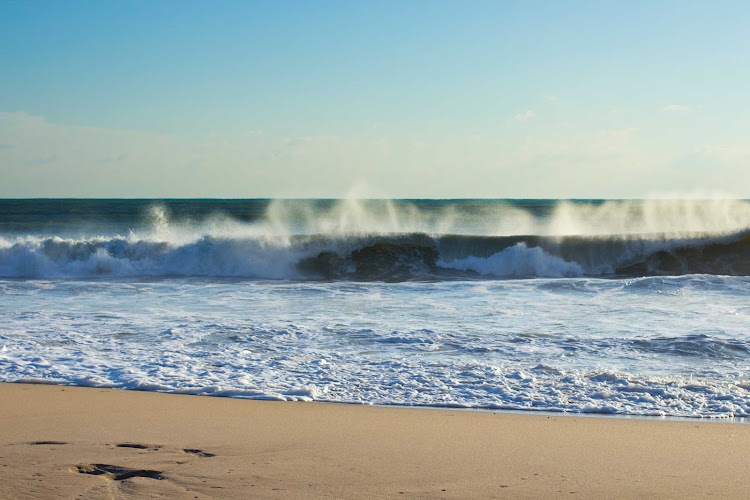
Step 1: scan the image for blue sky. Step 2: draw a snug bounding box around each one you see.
[2,0,749,197]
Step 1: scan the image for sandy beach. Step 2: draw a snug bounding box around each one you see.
[5,0,750,497]
[0,383,748,499]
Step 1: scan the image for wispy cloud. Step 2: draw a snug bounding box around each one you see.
[663,104,689,113]
[514,110,535,121]
[693,143,750,164]
[25,155,58,166]
[98,153,128,164]
[3,110,748,198]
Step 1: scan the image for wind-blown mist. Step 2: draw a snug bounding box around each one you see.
[2,198,750,418]
[1,198,749,280]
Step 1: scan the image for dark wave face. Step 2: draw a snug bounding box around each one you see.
[3,199,750,418]
[297,232,750,281]
[1,198,749,280]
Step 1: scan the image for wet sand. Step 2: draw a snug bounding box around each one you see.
[1,382,748,499]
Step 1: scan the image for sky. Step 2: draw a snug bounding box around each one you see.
[1,0,749,198]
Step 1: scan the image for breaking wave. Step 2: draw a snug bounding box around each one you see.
[1,230,749,280]
[1,198,749,280]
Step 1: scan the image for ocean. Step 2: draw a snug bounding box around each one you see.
[1,198,749,418]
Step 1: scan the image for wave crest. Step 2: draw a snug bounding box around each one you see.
[1,229,749,280]
[440,243,583,278]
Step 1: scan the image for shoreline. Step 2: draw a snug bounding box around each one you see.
[2,382,750,498]
[8,380,750,425]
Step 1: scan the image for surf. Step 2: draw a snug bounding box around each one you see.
[1,198,749,280]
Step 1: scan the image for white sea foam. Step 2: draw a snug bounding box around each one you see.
[0,235,299,278]
[440,243,584,278]
[2,199,750,417]
[1,276,749,418]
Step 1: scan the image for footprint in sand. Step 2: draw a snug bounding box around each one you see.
[74,464,164,481]
[114,442,162,451]
[181,448,215,458]
[67,443,217,486]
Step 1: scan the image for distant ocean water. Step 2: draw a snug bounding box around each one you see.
[1,198,750,418]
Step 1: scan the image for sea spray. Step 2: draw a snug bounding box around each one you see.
[2,199,750,418]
